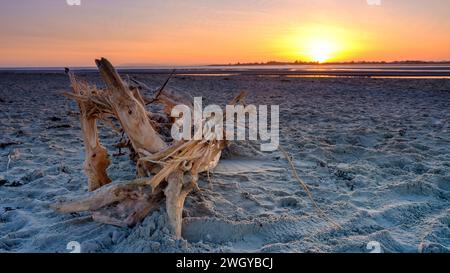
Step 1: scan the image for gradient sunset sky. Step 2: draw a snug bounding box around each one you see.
[1,0,449,67]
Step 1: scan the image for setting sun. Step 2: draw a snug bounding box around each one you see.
[306,39,336,63]
[272,25,359,63]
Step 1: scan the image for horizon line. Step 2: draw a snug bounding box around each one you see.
[2,60,450,69]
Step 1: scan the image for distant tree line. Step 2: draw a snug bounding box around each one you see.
[210,60,450,66]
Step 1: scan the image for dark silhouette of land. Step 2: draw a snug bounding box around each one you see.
[210,60,450,66]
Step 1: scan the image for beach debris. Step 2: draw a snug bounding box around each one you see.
[6,149,20,172]
[15,130,27,137]
[4,181,23,188]
[49,116,62,122]
[334,168,354,181]
[0,177,7,187]
[46,124,72,129]
[3,207,15,212]
[0,141,22,149]
[54,58,243,238]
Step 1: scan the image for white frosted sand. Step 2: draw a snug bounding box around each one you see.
[0,73,449,253]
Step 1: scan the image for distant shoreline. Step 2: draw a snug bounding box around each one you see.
[209,61,450,66]
[1,68,450,79]
[1,61,450,79]
[2,61,450,71]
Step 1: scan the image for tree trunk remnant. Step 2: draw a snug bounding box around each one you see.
[56,58,246,238]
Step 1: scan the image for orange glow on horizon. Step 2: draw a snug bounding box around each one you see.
[271,25,367,63]
[0,1,449,67]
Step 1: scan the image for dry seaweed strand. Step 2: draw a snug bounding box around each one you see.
[279,145,342,229]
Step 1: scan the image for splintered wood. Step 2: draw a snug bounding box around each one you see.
[66,71,112,191]
[53,58,244,238]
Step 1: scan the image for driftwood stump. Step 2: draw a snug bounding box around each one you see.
[55,58,244,238]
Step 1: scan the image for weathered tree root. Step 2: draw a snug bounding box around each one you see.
[59,59,341,235]
[52,178,164,227]
[57,58,241,238]
[66,69,111,191]
[164,170,192,236]
[140,139,226,237]
[95,58,168,155]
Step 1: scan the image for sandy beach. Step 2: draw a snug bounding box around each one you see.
[0,72,449,253]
